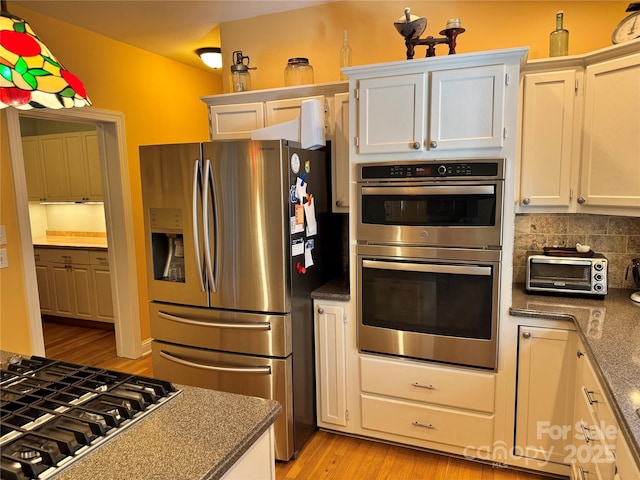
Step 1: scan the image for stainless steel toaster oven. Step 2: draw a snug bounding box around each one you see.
[526,253,608,296]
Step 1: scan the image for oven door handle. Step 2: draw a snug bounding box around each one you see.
[159,350,272,374]
[362,259,491,276]
[360,185,495,196]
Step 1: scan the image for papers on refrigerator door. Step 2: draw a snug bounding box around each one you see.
[304,195,317,237]
[292,238,304,257]
[305,239,315,268]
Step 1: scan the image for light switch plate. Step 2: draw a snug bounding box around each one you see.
[0,248,7,269]
[0,225,6,245]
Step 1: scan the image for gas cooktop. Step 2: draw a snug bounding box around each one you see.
[0,355,180,480]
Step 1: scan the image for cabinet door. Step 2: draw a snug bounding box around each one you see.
[64,132,89,201]
[520,70,580,208]
[265,95,324,126]
[83,132,103,200]
[40,134,71,201]
[72,264,95,320]
[356,73,426,154]
[580,53,640,209]
[91,265,114,322]
[51,264,74,316]
[35,263,54,314]
[209,103,265,140]
[22,137,46,201]
[332,92,349,213]
[429,64,505,151]
[516,326,577,465]
[314,303,347,427]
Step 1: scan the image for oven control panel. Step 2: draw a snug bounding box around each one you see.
[359,159,503,180]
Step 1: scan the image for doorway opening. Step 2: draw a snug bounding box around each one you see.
[6,107,142,359]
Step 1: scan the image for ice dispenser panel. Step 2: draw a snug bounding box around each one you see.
[149,208,185,282]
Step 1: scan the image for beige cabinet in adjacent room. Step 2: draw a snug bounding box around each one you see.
[22,131,103,203]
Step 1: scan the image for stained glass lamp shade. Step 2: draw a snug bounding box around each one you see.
[0,1,90,109]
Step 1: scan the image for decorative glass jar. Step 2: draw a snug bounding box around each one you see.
[284,58,314,87]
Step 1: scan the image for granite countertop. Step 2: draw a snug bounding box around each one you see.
[0,352,281,480]
[510,285,640,465]
[311,276,350,302]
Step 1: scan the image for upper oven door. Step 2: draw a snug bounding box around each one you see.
[357,181,503,248]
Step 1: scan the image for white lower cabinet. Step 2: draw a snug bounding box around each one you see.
[359,355,495,452]
[314,300,349,429]
[571,340,618,480]
[515,326,577,466]
[220,426,275,480]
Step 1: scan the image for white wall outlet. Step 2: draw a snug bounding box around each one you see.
[0,225,6,245]
[0,248,7,269]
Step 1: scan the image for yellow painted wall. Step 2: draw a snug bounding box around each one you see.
[219,1,629,91]
[0,6,222,354]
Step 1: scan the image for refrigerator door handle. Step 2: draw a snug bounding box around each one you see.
[159,350,272,374]
[192,159,206,292]
[202,158,217,292]
[158,310,272,330]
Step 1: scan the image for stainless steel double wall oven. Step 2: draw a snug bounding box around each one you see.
[356,159,505,370]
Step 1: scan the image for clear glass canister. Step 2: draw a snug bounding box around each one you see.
[284,58,314,86]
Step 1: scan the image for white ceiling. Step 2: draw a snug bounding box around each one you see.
[11,1,337,72]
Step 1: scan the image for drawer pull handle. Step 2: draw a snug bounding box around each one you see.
[580,423,595,443]
[578,466,589,480]
[159,350,272,374]
[158,311,271,330]
[412,382,436,390]
[583,387,598,405]
[412,421,434,429]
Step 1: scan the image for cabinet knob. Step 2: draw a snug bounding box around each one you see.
[411,141,421,150]
[577,350,585,358]
[429,141,437,149]
[577,196,586,204]
[522,198,531,205]
[522,331,531,339]
[317,307,324,314]
[335,200,342,207]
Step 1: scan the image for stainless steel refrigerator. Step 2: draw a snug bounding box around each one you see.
[139,139,333,461]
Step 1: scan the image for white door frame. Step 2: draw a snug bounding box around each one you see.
[6,107,142,359]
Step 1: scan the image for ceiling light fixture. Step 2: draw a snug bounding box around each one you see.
[0,0,91,109]
[196,47,222,69]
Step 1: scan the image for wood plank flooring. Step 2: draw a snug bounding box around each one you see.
[42,320,557,480]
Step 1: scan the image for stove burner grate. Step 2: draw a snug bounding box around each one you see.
[1,355,179,480]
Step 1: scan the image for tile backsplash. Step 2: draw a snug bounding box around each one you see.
[513,214,640,289]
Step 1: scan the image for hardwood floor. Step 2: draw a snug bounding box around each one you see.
[42,320,556,480]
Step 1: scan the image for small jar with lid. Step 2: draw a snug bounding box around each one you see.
[284,58,314,87]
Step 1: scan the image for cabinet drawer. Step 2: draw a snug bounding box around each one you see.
[573,383,616,480]
[360,355,495,413]
[361,394,494,450]
[89,250,109,266]
[35,248,90,264]
[579,356,618,431]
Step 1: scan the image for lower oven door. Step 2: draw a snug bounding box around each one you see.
[151,341,293,461]
[357,244,500,370]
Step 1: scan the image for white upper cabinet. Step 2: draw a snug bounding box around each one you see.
[519,68,581,209]
[344,47,528,162]
[517,41,640,215]
[356,73,426,154]
[429,64,506,151]
[580,52,640,211]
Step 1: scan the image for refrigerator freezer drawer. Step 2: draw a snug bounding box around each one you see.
[151,340,294,461]
[150,302,291,357]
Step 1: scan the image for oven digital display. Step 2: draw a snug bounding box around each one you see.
[415,166,433,176]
